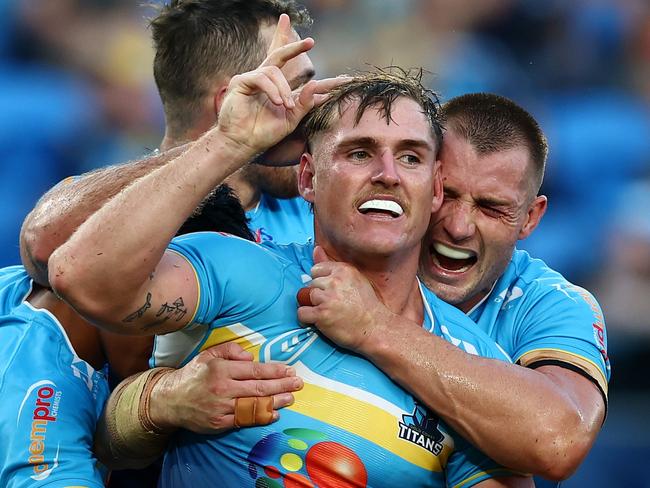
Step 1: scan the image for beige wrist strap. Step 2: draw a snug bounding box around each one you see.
[104,367,174,463]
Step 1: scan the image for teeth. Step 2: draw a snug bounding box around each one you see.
[358,199,404,217]
[433,242,474,259]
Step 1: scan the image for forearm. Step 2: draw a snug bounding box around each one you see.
[49,129,250,318]
[21,144,187,286]
[362,318,598,479]
[94,368,174,470]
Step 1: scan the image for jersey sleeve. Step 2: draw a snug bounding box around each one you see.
[436,299,513,363]
[512,283,610,400]
[445,434,523,488]
[168,232,290,327]
[0,325,108,487]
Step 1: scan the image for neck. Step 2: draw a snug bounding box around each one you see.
[316,236,424,325]
[224,171,261,211]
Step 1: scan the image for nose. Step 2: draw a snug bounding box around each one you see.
[441,200,476,241]
[370,151,400,187]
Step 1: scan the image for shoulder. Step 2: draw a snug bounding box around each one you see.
[493,250,602,317]
[0,265,33,313]
[422,286,511,362]
[170,231,293,272]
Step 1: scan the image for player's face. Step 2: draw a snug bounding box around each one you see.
[419,130,543,311]
[303,97,440,260]
[245,22,316,198]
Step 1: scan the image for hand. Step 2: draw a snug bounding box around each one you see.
[148,342,303,434]
[297,246,394,353]
[216,14,348,162]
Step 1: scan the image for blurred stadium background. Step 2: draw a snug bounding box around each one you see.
[0,0,648,486]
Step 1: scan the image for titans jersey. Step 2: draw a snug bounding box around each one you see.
[467,249,610,400]
[0,265,33,312]
[0,267,109,487]
[246,194,313,244]
[154,234,517,487]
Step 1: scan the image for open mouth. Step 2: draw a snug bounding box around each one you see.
[358,199,404,218]
[431,242,477,272]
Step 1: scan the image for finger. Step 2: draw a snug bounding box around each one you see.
[308,286,327,307]
[297,306,317,325]
[296,76,352,108]
[262,37,314,70]
[272,392,296,410]
[234,70,285,105]
[267,13,291,54]
[297,286,313,307]
[313,245,331,265]
[229,376,304,398]
[216,410,280,434]
[202,342,253,361]
[260,65,294,109]
[227,360,298,381]
[234,396,275,427]
[310,262,335,279]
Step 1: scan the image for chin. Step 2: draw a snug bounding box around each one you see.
[249,165,299,199]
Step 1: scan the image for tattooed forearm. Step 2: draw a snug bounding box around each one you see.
[123,292,152,322]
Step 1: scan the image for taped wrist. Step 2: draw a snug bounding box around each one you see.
[104,367,175,463]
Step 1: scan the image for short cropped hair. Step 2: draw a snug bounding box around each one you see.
[442,93,548,194]
[302,67,443,157]
[150,0,312,136]
[176,184,254,241]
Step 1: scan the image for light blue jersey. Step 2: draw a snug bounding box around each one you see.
[246,194,313,244]
[154,234,518,488]
[0,265,33,312]
[0,267,109,487]
[468,249,610,400]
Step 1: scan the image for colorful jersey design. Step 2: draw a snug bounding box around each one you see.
[0,267,109,487]
[154,234,516,488]
[246,194,313,244]
[467,249,610,399]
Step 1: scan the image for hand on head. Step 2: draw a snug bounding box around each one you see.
[216,14,349,161]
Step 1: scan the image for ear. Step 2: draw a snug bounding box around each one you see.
[431,160,444,213]
[213,82,230,116]
[298,152,316,203]
[519,195,547,240]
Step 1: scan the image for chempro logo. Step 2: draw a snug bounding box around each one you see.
[17,380,62,480]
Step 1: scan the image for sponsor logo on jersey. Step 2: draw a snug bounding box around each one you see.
[262,328,318,364]
[398,403,445,455]
[17,380,62,480]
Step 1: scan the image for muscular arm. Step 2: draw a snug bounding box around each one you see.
[48,33,336,334]
[20,144,187,286]
[299,249,605,480]
[359,318,604,480]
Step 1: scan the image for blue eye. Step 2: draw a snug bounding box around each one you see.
[399,154,420,165]
[350,150,369,161]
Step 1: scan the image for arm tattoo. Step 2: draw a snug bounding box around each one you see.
[138,297,189,332]
[123,292,152,323]
[156,297,188,322]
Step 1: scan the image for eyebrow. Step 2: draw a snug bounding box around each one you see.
[289,68,316,89]
[443,186,513,208]
[336,136,434,152]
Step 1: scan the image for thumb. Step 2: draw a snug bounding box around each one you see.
[313,245,332,265]
[202,342,253,361]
